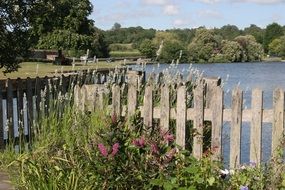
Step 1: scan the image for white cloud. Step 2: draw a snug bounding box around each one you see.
[233,0,285,3]
[142,0,168,5]
[198,10,223,19]
[193,0,222,4]
[173,18,193,27]
[163,4,179,15]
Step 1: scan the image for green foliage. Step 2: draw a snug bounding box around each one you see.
[139,39,157,58]
[234,35,263,62]
[0,0,30,72]
[244,24,264,44]
[159,41,188,63]
[188,28,219,63]
[217,24,242,40]
[28,0,93,37]
[104,25,156,47]
[269,36,285,57]
[264,22,284,53]
[150,156,225,190]
[220,40,242,62]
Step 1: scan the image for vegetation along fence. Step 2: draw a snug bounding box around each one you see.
[75,70,285,168]
[0,68,128,150]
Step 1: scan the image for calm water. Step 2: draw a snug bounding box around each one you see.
[132,62,285,165]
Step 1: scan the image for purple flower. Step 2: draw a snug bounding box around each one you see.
[98,143,108,157]
[151,144,159,154]
[111,143,120,157]
[240,185,249,190]
[133,137,145,148]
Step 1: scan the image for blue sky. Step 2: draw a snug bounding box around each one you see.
[91,0,285,30]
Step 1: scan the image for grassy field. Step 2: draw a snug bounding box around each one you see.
[0,61,130,80]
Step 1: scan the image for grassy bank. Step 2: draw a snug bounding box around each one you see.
[0,61,127,79]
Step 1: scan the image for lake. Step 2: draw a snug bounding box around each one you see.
[131,62,285,166]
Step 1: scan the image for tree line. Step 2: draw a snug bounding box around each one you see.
[105,23,285,63]
[1,0,285,72]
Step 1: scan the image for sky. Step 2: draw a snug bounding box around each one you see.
[91,0,285,30]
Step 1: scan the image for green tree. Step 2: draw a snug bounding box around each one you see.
[188,28,220,62]
[244,24,264,44]
[159,41,187,63]
[218,25,241,40]
[234,35,263,62]
[27,0,108,57]
[263,22,284,53]
[111,22,121,30]
[152,31,187,63]
[138,39,156,58]
[268,36,285,57]
[0,0,30,72]
[220,40,242,62]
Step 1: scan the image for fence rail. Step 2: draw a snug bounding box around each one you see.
[75,71,285,168]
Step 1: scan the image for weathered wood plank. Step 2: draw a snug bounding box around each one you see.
[0,82,4,148]
[112,84,121,118]
[193,84,204,159]
[73,85,82,111]
[17,78,24,142]
[26,78,33,143]
[272,88,284,156]
[204,77,221,108]
[35,77,41,119]
[230,87,243,168]
[176,85,186,149]
[143,83,153,128]
[211,86,223,161]
[127,71,138,118]
[160,85,170,132]
[223,108,272,123]
[7,79,14,141]
[250,89,263,165]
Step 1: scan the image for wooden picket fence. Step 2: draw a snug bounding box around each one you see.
[75,71,285,168]
[0,68,127,149]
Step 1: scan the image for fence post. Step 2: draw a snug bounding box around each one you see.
[35,77,41,120]
[0,82,4,148]
[143,75,154,128]
[211,86,223,161]
[250,88,263,165]
[204,77,221,109]
[160,84,170,133]
[193,83,204,159]
[176,84,186,149]
[112,84,121,118]
[127,71,138,118]
[26,78,33,144]
[272,88,284,157]
[230,87,243,168]
[17,78,24,146]
[7,79,14,141]
[74,85,82,111]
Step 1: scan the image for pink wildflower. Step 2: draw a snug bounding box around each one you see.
[163,133,174,142]
[165,148,176,162]
[111,113,117,124]
[151,144,159,154]
[98,143,108,157]
[133,137,145,148]
[111,143,120,157]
